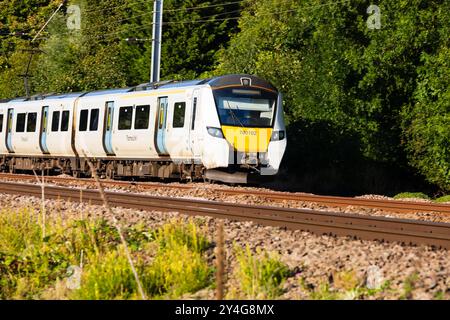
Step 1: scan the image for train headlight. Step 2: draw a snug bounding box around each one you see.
[207,127,224,139]
[271,130,285,141]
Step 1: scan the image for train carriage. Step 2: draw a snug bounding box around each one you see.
[0,74,287,184]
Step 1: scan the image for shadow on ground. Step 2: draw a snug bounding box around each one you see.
[262,119,435,197]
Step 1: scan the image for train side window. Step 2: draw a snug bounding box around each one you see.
[79,110,89,132]
[51,111,60,132]
[27,112,37,132]
[173,102,186,128]
[118,106,133,130]
[90,109,99,131]
[191,98,197,130]
[134,105,150,130]
[0,114,3,132]
[16,113,26,132]
[61,111,70,132]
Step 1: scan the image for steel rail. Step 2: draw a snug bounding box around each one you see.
[0,173,449,215]
[0,181,448,249]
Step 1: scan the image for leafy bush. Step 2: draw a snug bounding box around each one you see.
[402,53,450,191]
[434,195,450,203]
[393,192,430,200]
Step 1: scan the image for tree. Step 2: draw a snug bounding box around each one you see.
[118,0,241,84]
[0,0,59,98]
[215,0,449,193]
[402,5,450,190]
[0,0,241,97]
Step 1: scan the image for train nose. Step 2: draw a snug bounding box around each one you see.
[221,126,273,153]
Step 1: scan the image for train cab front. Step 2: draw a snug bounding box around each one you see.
[203,75,287,184]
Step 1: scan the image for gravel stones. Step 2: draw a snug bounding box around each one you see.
[1,176,449,223]
[0,191,448,300]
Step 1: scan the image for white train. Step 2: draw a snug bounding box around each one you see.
[0,74,286,183]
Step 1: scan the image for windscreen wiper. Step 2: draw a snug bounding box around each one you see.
[226,101,245,127]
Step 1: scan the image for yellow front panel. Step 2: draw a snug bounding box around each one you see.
[222,126,273,153]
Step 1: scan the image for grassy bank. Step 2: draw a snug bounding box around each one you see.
[0,205,444,300]
[0,208,215,300]
[0,207,292,300]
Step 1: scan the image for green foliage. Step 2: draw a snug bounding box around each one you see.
[303,271,391,300]
[0,207,144,299]
[0,209,212,300]
[0,208,89,299]
[231,245,289,299]
[400,272,419,300]
[70,219,212,299]
[434,195,450,203]
[2,0,450,193]
[434,291,445,300]
[402,45,450,191]
[143,239,212,298]
[216,0,450,192]
[393,192,430,200]
[152,218,210,253]
[308,283,341,300]
[0,0,240,98]
[142,219,212,298]
[73,247,137,300]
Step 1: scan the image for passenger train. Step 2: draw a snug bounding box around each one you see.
[0,74,286,183]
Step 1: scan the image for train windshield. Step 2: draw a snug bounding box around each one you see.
[213,88,277,128]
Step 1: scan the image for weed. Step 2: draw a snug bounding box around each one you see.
[400,272,419,299]
[333,270,360,291]
[143,241,212,298]
[393,192,430,200]
[434,195,450,203]
[142,219,212,298]
[152,218,210,253]
[73,247,138,300]
[0,209,213,300]
[303,271,392,300]
[434,291,445,300]
[308,283,341,300]
[232,245,290,299]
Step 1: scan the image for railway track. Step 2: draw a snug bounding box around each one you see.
[0,181,449,249]
[0,172,449,215]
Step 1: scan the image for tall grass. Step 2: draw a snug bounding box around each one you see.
[230,245,290,299]
[141,219,212,298]
[0,208,82,299]
[0,209,212,300]
[73,247,138,300]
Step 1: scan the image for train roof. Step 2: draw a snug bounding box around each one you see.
[0,74,277,103]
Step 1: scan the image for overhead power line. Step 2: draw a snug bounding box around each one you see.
[29,0,351,43]
[32,1,66,42]
[83,0,243,15]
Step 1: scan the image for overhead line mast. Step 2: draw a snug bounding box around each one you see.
[151,0,164,83]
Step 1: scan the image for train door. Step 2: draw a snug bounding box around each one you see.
[155,97,168,155]
[5,108,14,153]
[189,90,201,158]
[39,106,49,154]
[103,101,115,155]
